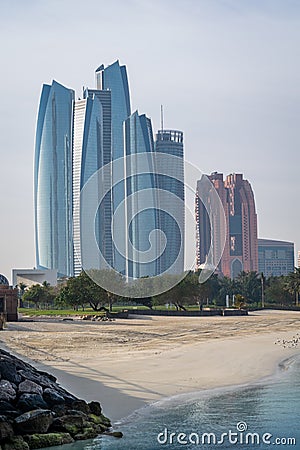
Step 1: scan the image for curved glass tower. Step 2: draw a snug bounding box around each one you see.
[124,111,157,278]
[34,81,74,277]
[95,61,131,274]
[72,96,104,276]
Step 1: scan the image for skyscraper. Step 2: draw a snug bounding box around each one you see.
[72,92,113,276]
[95,62,131,275]
[34,81,74,277]
[155,130,185,275]
[124,111,157,278]
[83,88,113,270]
[196,172,258,278]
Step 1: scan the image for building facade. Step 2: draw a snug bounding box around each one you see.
[95,62,131,275]
[12,269,57,287]
[258,239,294,277]
[34,81,74,277]
[125,111,158,278]
[155,130,185,275]
[196,172,258,278]
[0,275,18,321]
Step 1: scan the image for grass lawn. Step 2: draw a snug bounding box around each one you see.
[18,304,217,316]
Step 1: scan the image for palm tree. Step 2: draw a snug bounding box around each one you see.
[235,271,261,304]
[17,282,27,308]
[285,268,300,306]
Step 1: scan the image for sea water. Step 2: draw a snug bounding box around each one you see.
[45,355,300,450]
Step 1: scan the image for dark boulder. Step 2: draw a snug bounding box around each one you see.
[74,426,98,440]
[70,399,90,415]
[49,413,84,435]
[88,401,102,416]
[0,401,20,419]
[51,404,67,417]
[0,381,16,402]
[43,388,65,408]
[17,394,49,413]
[36,370,56,383]
[0,416,14,442]
[18,371,54,389]
[18,380,43,396]
[14,410,53,435]
[2,435,30,450]
[0,361,21,385]
[105,431,124,438]
[53,387,77,406]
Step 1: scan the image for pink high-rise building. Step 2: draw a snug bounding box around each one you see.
[196,172,258,278]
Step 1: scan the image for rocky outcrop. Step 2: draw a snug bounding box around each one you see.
[0,349,120,449]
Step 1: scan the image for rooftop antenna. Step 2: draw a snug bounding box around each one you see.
[160,104,164,132]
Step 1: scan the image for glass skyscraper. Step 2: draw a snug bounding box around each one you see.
[124,111,158,278]
[95,61,131,275]
[155,130,185,275]
[34,81,74,277]
[72,94,111,276]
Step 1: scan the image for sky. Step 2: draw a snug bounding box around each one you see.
[0,0,299,282]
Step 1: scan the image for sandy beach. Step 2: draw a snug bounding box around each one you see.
[0,310,299,422]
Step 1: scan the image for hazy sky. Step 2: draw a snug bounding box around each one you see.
[1,0,299,282]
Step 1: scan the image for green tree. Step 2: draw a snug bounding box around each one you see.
[57,271,121,312]
[216,276,236,306]
[153,272,198,311]
[23,284,44,309]
[265,276,293,306]
[235,271,261,304]
[284,268,300,306]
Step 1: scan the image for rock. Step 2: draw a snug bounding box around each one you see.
[65,410,87,419]
[74,426,98,440]
[17,394,49,413]
[23,432,73,449]
[49,414,84,436]
[105,431,123,438]
[88,414,102,425]
[0,381,16,402]
[98,414,111,428]
[0,351,30,372]
[51,387,77,406]
[0,362,21,385]
[2,436,29,450]
[51,404,67,417]
[36,370,56,383]
[88,401,102,416]
[14,410,53,435]
[0,416,14,442]
[0,402,20,419]
[70,399,90,415]
[18,381,42,396]
[43,388,65,407]
[18,371,54,389]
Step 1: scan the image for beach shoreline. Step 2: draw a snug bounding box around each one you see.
[0,310,299,422]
